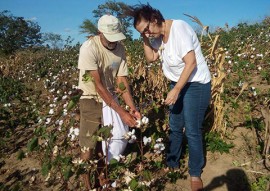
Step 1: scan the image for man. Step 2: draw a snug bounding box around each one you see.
[77,14,141,189]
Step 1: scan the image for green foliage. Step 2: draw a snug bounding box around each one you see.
[0,10,42,55]
[80,1,133,39]
[41,162,52,176]
[129,179,139,190]
[79,19,98,36]
[17,150,26,161]
[97,125,113,139]
[82,73,93,82]
[42,32,63,49]
[67,94,82,111]
[251,175,270,191]
[27,137,39,151]
[0,77,26,103]
[205,132,234,154]
[118,81,126,91]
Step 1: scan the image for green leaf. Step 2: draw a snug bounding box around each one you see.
[67,94,81,111]
[143,170,152,181]
[41,162,52,176]
[63,165,74,180]
[82,73,93,83]
[118,82,126,91]
[17,150,25,161]
[67,100,76,111]
[27,137,38,152]
[129,179,138,190]
[109,158,119,165]
[97,125,112,138]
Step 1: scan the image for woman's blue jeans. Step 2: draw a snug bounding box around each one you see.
[166,81,211,177]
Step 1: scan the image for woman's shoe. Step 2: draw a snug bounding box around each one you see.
[191,177,203,191]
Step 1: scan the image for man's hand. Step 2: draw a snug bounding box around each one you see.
[119,111,138,127]
[130,109,142,120]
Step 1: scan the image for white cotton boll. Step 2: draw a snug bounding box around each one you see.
[136,120,142,128]
[143,136,151,146]
[111,181,117,188]
[45,118,51,124]
[238,81,243,87]
[141,116,149,125]
[73,128,79,136]
[70,134,76,141]
[59,120,63,126]
[131,135,137,140]
[49,109,54,115]
[53,145,58,156]
[38,118,42,123]
[156,138,163,143]
[63,103,68,108]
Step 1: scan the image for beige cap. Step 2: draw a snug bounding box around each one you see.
[98,14,126,42]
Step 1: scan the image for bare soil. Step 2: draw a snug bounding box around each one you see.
[1,125,268,191]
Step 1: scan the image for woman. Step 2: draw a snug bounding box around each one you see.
[129,3,211,191]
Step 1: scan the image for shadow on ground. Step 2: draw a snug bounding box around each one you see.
[204,168,251,191]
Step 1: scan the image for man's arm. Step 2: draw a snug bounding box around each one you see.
[89,70,138,127]
[117,76,141,119]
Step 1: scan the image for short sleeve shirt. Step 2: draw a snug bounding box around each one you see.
[151,20,211,83]
[78,36,128,102]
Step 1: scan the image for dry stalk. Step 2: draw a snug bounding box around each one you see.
[184,14,227,136]
[261,106,270,169]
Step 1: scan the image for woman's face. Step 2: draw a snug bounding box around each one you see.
[135,19,161,39]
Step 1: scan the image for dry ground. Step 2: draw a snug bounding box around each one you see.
[1,125,268,191]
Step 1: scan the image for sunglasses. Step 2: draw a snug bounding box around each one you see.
[141,22,151,35]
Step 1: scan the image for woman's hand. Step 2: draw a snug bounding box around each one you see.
[164,87,181,105]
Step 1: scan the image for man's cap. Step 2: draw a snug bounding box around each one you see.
[98,14,126,42]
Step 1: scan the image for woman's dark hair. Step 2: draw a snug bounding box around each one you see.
[125,3,164,27]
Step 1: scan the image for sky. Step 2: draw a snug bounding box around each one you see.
[1,0,270,44]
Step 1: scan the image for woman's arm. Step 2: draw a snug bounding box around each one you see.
[141,35,160,63]
[164,50,197,105]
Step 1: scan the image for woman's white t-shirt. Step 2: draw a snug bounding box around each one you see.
[151,20,211,83]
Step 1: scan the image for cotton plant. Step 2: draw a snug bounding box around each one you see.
[143,136,152,146]
[153,138,165,154]
[123,129,137,143]
[251,86,257,96]
[68,126,79,141]
[135,116,150,131]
